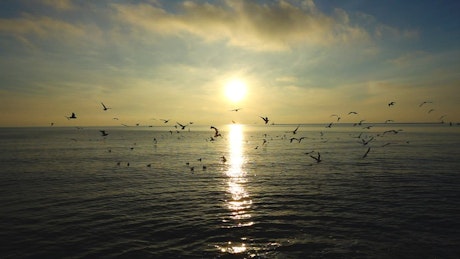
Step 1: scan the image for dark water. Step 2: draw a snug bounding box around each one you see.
[1,124,459,258]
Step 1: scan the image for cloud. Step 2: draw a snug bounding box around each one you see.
[0,14,87,42]
[112,0,371,51]
[39,0,76,11]
[374,24,419,41]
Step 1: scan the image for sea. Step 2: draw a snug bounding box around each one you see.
[1,123,459,258]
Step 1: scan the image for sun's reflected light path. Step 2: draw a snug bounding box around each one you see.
[216,124,255,256]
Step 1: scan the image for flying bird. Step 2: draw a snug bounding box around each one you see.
[210,126,222,137]
[428,109,435,113]
[176,122,188,130]
[289,125,300,134]
[348,111,358,115]
[230,108,242,112]
[160,119,170,123]
[260,116,269,124]
[383,129,401,135]
[309,152,322,163]
[330,114,341,122]
[65,112,77,120]
[290,137,306,143]
[99,130,109,136]
[419,101,432,107]
[361,136,374,146]
[362,147,371,158]
[353,120,365,126]
[101,102,111,111]
[388,101,395,107]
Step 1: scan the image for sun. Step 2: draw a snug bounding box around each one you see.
[225,79,247,102]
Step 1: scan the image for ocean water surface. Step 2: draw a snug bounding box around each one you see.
[1,123,459,258]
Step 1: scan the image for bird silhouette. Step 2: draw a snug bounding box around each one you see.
[419,101,432,107]
[361,137,374,145]
[309,152,322,163]
[362,147,371,158]
[176,122,188,130]
[353,120,365,126]
[65,112,77,120]
[289,125,300,134]
[290,137,306,143]
[388,101,395,107]
[330,114,341,122]
[99,130,109,136]
[383,129,401,135]
[210,126,222,137]
[260,116,269,124]
[101,102,111,111]
[230,108,242,112]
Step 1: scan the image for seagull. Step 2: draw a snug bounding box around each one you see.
[353,120,365,126]
[291,125,300,134]
[362,147,371,158]
[290,137,306,143]
[230,108,242,112]
[99,130,109,136]
[361,136,374,146]
[348,111,358,115]
[309,152,322,163]
[101,102,111,111]
[326,122,333,128]
[419,101,432,107]
[260,116,269,124]
[384,119,394,123]
[383,129,401,135]
[177,122,188,130]
[65,112,77,120]
[388,101,395,107]
[221,156,227,163]
[428,109,435,113]
[210,126,222,137]
[330,114,341,122]
[160,119,170,123]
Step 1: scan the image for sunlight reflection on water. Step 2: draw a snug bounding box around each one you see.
[217,124,255,255]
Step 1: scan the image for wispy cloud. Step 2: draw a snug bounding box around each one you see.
[112,0,371,51]
[0,0,458,126]
[39,0,76,11]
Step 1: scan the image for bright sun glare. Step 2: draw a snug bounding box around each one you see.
[225,79,247,102]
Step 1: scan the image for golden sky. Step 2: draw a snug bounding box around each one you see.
[0,0,459,126]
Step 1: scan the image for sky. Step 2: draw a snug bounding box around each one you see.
[0,0,459,127]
